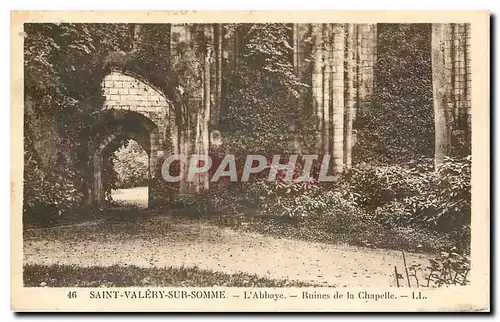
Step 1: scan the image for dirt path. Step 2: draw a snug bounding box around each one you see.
[24,214,433,287]
[110,187,148,209]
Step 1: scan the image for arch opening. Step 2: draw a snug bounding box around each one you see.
[90,109,159,207]
[89,69,179,208]
[106,139,150,209]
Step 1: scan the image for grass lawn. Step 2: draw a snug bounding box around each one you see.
[24,264,318,287]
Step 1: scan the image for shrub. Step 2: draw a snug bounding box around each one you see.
[346,157,470,251]
[170,176,362,223]
[433,156,471,231]
[112,140,149,189]
[390,156,471,233]
[256,179,327,218]
[319,190,373,235]
[169,182,263,218]
[166,156,470,253]
[426,248,471,286]
[202,183,262,217]
[23,149,83,224]
[345,162,429,211]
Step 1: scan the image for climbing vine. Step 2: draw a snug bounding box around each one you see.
[23,23,132,218]
[354,24,435,165]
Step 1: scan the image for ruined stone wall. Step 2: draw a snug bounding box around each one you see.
[102,72,170,115]
[101,70,174,151]
[293,23,377,172]
[443,23,472,128]
[97,23,379,206]
[357,24,377,114]
[100,70,176,205]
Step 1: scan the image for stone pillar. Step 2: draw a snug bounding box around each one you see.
[330,24,345,173]
[93,151,103,204]
[432,23,453,167]
[357,24,377,114]
[212,24,223,128]
[192,24,213,192]
[311,24,324,152]
[438,23,472,154]
[344,24,358,169]
[443,24,455,130]
[465,24,471,127]
[450,23,472,128]
[322,24,332,155]
[294,24,313,117]
[147,130,159,207]
[295,23,377,172]
[170,24,204,194]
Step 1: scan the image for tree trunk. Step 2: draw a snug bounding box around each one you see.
[431,24,452,170]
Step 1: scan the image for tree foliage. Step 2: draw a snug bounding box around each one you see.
[112,140,150,190]
[23,23,132,217]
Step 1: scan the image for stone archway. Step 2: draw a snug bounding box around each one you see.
[87,67,182,207]
[89,109,160,206]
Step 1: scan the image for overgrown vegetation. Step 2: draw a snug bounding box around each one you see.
[166,24,471,254]
[354,24,435,164]
[109,140,149,190]
[221,24,314,154]
[23,23,133,219]
[24,264,316,287]
[23,23,471,257]
[426,249,471,286]
[23,136,84,224]
[170,156,470,253]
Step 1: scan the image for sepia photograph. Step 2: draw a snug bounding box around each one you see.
[10,11,490,312]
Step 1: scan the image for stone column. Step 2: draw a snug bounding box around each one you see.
[212,24,223,128]
[322,24,332,155]
[357,24,377,114]
[432,23,453,168]
[344,24,358,169]
[311,24,324,152]
[465,24,471,127]
[330,24,345,173]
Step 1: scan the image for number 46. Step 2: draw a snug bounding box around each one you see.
[67,291,77,299]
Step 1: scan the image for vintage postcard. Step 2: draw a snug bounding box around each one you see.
[11,11,490,312]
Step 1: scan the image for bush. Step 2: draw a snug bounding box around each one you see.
[170,176,361,222]
[426,248,471,286]
[255,179,327,218]
[23,149,83,224]
[112,140,149,189]
[167,156,470,253]
[345,162,430,211]
[169,182,263,218]
[202,183,262,217]
[346,157,471,248]
[433,156,471,231]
